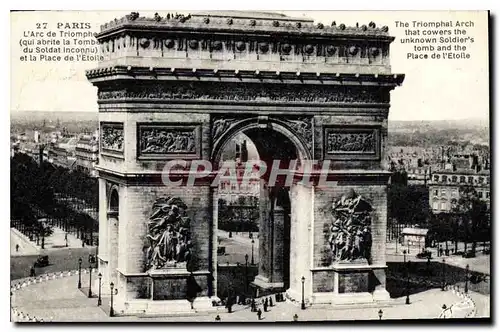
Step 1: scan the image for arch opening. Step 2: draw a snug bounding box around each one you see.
[214,123,303,298]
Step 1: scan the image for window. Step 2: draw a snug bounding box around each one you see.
[478,177,484,184]
[451,189,458,198]
[432,201,439,210]
[486,192,490,198]
[452,176,457,183]
[442,175,448,182]
[441,189,447,196]
[434,175,440,182]
[440,202,447,210]
[478,192,483,198]
[468,177,474,184]
[434,189,439,196]
[460,176,466,183]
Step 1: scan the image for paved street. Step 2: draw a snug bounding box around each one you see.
[12,274,480,322]
[11,226,87,256]
[10,228,489,321]
[217,230,259,265]
[10,228,97,280]
[385,241,490,275]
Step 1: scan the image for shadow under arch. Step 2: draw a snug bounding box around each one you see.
[108,186,119,212]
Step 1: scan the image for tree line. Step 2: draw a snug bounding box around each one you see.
[388,177,490,256]
[11,153,99,247]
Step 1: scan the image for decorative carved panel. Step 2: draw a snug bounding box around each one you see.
[279,117,313,153]
[323,126,380,160]
[100,122,124,156]
[211,117,241,143]
[98,83,389,104]
[137,123,201,159]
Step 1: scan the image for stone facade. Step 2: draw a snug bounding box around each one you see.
[88,11,404,316]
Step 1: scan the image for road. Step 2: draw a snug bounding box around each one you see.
[12,274,469,322]
[217,230,259,265]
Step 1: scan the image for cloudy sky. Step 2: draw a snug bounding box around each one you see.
[10,10,489,121]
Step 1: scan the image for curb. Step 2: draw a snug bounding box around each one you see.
[11,268,95,323]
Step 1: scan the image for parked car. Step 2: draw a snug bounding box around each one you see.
[34,255,49,267]
[416,251,432,259]
[463,250,476,258]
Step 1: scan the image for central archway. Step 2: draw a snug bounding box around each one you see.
[212,118,313,299]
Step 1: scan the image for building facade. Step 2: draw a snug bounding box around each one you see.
[429,169,490,213]
[75,133,99,177]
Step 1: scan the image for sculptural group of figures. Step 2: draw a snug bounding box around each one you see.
[145,197,192,270]
[326,132,374,153]
[101,126,124,151]
[140,129,195,154]
[329,190,373,263]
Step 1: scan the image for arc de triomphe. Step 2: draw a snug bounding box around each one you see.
[86,11,404,316]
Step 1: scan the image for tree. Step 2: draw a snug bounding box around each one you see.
[451,186,489,256]
[388,184,429,228]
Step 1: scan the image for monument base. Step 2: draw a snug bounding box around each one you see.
[149,267,191,301]
[119,296,220,317]
[308,261,392,306]
[112,267,220,317]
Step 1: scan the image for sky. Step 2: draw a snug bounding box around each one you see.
[10,10,489,121]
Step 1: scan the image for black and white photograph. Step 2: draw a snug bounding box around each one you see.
[9,8,491,323]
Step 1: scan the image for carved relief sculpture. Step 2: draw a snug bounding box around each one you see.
[281,117,313,152]
[145,197,192,270]
[212,117,239,143]
[101,124,124,152]
[326,131,375,154]
[98,83,389,104]
[328,189,372,263]
[139,126,196,155]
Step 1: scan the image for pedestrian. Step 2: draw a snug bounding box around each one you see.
[82,239,85,248]
[251,298,256,312]
[226,296,233,313]
[30,265,35,277]
[263,299,268,312]
[215,314,221,321]
[16,244,19,252]
[439,246,443,257]
[257,308,262,320]
[269,297,273,307]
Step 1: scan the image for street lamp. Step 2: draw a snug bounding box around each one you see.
[405,260,411,305]
[97,273,102,306]
[441,258,446,291]
[378,309,383,320]
[301,276,306,310]
[245,254,249,293]
[403,249,407,264]
[251,239,255,265]
[88,257,93,298]
[465,264,469,293]
[110,282,114,317]
[78,257,82,289]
